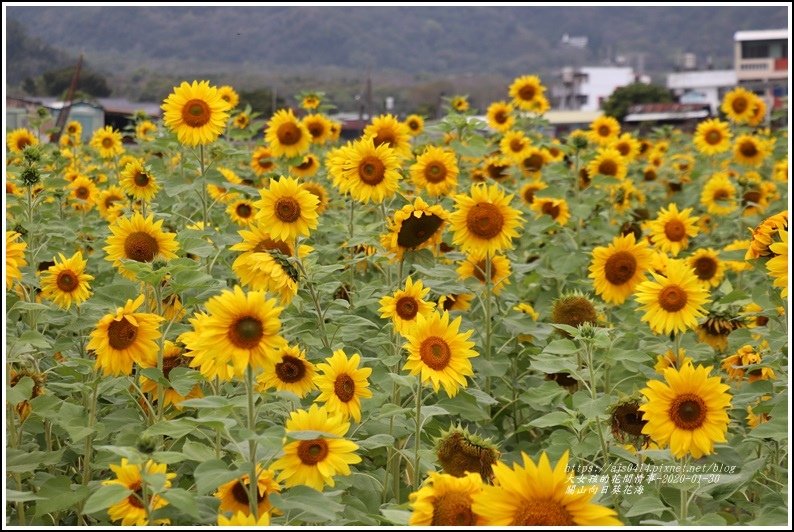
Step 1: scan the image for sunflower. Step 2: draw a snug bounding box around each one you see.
[482,155,512,181]
[256,344,316,398]
[500,130,532,162]
[315,349,373,423]
[531,197,570,226]
[772,159,788,183]
[700,173,737,216]
[589,233,654,305]
[610,180,645,214]
[7,128,38,153]
[766,228,787,298]
[68,175,98,211]
[40,251,93,309]
[161,80,228,145]
[271,404,361,491]
[485,101,515,132]
[722,344,775,383]
[301,93,321,110]
[217,85,239,110]
[302,114,332,145]
[64,120,82,140]
[87,295,163,376]
[183,286,286,378]
[410,146,459,197]
[409,472,484,526]
[733,134,770,167]
[404,114,425,136]
[518,181,547,207]
[227,199,258,226]
[514,302,540,320]
[139,341,203,409]
[518,147,550,178]
[103,458,175,526]
[654,348,693,373]
[721,87,757,123]
[696,314,743,352]
[104,213,179,279]
[250,146,276,176]
[230,224,300,303]
[178,312,234,381]
[588,115,621,146]
[120,159,159,202]
[687,248,724,288]
[747,97,767,126]
[9,369,45,421]
[218,512,270,526]
[215,465,280,517]
[363,114,412,159]
[255,177,319,241]
[6,231,28,289]
[449,183,523,256]
[610,133,640,161]
[634,259,710,335]
[301,182,329,214]
[647,203,699,257]
[403,311,478,397]
[741,181,775,217]
[435,425,500,481]
[746,210,788,259]
[264,109,311,158]
[508,75,546,111]
[96,186,125,221]
[379,276,435,335]
[587,147,627,181]
[90,126,123,158]
[457,253,512,295]
[472,451,621,525]
[233,112,251,130]
[693,118,731,154]
[450,95,470,112]
[640,363,732,459]
[334,137,401,204]
[551,293,598,333]
[291,153,320,178]
[133,120,156,142]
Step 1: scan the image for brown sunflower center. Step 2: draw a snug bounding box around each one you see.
[162,354,188,379]
[739,140,758,158]
[616,142,630,156]
[182,99,211,128]
[124,231,159,262]
[669,393,707,430]
[743,190,762,205]
[472,259,493,283]
[466,203,504,239]
[597,125,611,137]
[509,138,525,153]
[258,157,274,169]
[598,159,618,177]
[297,439,329,465]
[732,97,748,114]
[431,493,475,526]
[493,109,508,124]
[523,186,539,204]
[541,201,561,220]
[107,316,139,350]
[397,213,444,249]
[101,137,114,149]
[612,403,647,436]
[408,119,420,131]
[518,84,537,101]
[229,316,264,349]
[296,158,315,171]
[56,270,79,292]
[308,123,325,138]
[486,163,509,180]
[693,256,717,280]
[275,197,301,223]
[713,188,730,201]
[104,194,122,209]
[523,153,544,172]
[277,122,302,146]
[604,250,637,285]
[705,130,722,145]
[513,499,575,526]
[658,285,688,312]
[663,220,686,242]
[230,478,266,505]
[359,156,386,185]
[334,374,356,402]
[253,238,292,256]
[552,297,597,330]
[275,355,307,383]
[127,482,144,509]
[419,336,451,370]
[643,168,657,181]
[17,137,32,150]
[373,130,395,148]
[236,203,253,218]
[424,162,448,184]
[395,296,420,320]
[133,171,150,187]
[75,186,89,199]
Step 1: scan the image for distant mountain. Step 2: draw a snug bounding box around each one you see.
[8,5,788,78]
[6,18,73,87]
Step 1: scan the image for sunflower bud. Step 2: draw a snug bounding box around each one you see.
[551,293,597,337]
[136,434,158,455]
[20,166,41,187]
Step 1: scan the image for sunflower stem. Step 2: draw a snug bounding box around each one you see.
[77,372,100,525]
[679,458,690,524]
[152,282,166,422]
[295,257,331,350]
[245,365,260,519]
[348,198,355,305]
[199,144,208,228]
[413,377,423,491]
[484,252,493,395]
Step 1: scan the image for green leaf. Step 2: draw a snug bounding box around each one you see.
[83,484,130,515]
[7,376,34,405]
[542,339,578,355]
[179,396,232,409]
[139,367,169,387]
[163,488,199,518]
[16,330,52,348]
[624,496,671,518]
[34,477,89,517]
[269,486,344,522]
[6,489,43,503]
[380,508,411,525]
[194,460,242,495]
[151,451,186,464]
[357,434,395,450]
[528,411,571,428]
[182,441,216,462]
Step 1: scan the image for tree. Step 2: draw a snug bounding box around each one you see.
[239,88,286,117]
[41,66,112,98]
[602,82,672,121]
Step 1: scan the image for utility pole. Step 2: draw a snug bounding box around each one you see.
[365,70,373,120]
[53,53,83,142]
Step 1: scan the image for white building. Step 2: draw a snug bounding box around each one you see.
[734,29,788,109]
[551,66,636,111]
[666,70,737,115]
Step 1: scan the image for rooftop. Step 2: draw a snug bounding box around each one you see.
[734,29,788,41]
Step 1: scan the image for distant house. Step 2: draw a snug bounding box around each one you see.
[734,29,788,110]
[623,103,711,133]
[667,70,737,115]
[550,66,636,111]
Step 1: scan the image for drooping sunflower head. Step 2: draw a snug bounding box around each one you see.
[301,181,329,214]
[471,450,622,525]
[449,182,523,255]
[120,159,160,202]
[551,293,598,334]
[435,425,500,482]
[485,101,515,132]
[588,115,621,145]
[589,232,654,305]
[315,349,373,423]
[257,344,316,398]
[90,126,124,158]
[363,114,412,159]
[456,253,512,295]
[634,259,711,336]
[214,465,280,517]
[40,251,94,310]
[9,368,46,421]
[508,74,546,111]
[104,212,179,279]
[291,153,320,178]
[746,210,787,260]
[653,347,693,373]
[255,176,319,241]
[7,128,39,153]
[722,344,776,382]
[721,87,758,123]
[640,363,732,459]
[404,114,425,136]
[694,118,731,155]
[648,203,699,257]
[530,196,570,226]
[436,293,474,313]
[610,398,649,446]
[410,146,459,197]
[379,276,435,335]
[409,471,485,526]
[697,313,743,352]
[265,109,312,158]
[482,155,512,182]
[403,310,478,397]
[162,80,230,146]
[103,458,175,526]
[217,85,240,110]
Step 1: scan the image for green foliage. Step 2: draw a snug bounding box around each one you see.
[602,82,673,121]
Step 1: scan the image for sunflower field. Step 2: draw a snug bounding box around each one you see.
[4,77,789,526]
